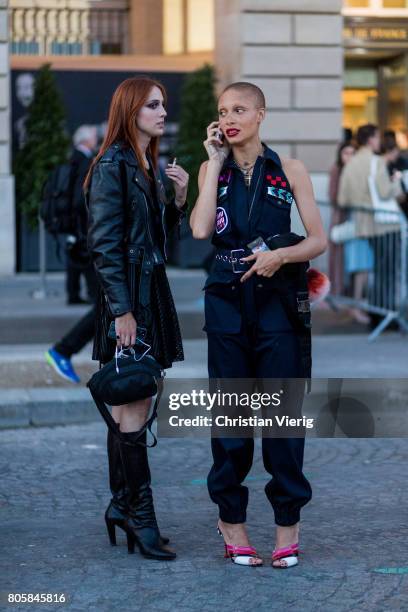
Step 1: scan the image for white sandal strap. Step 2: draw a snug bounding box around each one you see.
[273,555,298,568]
[232,555,262,566]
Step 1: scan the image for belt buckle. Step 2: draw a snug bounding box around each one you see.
[297,296,311,314]
[231,249,246,274]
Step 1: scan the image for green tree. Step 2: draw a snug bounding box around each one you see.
[14,63,70,228]
[175,63,218,210]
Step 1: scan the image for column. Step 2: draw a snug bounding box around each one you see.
[129,0,163,55]
[0,0,15,275]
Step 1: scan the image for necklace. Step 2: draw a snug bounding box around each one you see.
[233,146,264,187]
[233,159,256,187]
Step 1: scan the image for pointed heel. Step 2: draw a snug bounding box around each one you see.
[217,526,229,557]
[105,518,117,546]
[126,532,136,554]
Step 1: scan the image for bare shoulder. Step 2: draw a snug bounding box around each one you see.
[281,157,308,178]
[281,157,311,189]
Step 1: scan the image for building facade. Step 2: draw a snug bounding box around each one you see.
[4,0,408,273]
[343,0,408,148]
[215,0,343,184]
[1,1,13,276]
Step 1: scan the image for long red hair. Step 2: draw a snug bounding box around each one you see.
[84,76,167,190]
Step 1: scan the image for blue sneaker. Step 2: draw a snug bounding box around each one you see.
[45,349,80,383]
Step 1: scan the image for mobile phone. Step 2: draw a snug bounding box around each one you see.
[216,128,224,143]
[108,321,147,344]
[247,237,270,253]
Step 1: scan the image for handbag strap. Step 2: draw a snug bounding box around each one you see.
[89,376,163,448]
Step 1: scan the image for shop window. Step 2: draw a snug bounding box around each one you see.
[383,1,408,7]
[163,0,184,54]
[163,0,214,54]
[187,0,214,52]
[343,89,378,133]
[344,0,370,7]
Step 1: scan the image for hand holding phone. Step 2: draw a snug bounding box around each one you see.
[108,320,147,346]
[204,121,229,165]
[108,313,136,347]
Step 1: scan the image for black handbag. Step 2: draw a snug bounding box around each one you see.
[87,347,164,447]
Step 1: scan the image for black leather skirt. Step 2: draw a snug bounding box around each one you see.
[93,264,184,369]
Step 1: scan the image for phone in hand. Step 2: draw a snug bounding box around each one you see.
[216,128,224,143]
[108,321,147,345]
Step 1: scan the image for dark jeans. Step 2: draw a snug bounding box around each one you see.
[206,327,312,526]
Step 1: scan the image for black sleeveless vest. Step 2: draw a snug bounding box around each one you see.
[206,144,295,286]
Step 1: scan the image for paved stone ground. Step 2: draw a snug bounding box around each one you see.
[0,424,407,612]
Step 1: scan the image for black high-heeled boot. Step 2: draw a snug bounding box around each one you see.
[105,429,128,545]
[119,430,176,561]
[105,429,169,547]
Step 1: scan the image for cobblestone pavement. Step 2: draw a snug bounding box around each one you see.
[0,424,407,612]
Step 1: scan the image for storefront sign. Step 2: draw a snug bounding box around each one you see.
[344,17,408,47]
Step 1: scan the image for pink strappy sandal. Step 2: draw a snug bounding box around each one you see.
[217,526,263,567]
[271,543,299,568]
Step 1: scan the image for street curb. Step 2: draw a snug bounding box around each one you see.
[0,388,96,429]
[0,310,206,344]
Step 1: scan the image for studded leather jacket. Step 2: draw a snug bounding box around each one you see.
[87,143,186,317]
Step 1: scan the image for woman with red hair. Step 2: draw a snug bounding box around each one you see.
[87,76,189,560]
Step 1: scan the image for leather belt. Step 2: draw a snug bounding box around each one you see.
[127,244,164,266]
[126,245,164,312]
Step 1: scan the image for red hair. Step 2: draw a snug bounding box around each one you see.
[84,76,167,189]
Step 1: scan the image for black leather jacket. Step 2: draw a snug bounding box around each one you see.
[87,143,186,317]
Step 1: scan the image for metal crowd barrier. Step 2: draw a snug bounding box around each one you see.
[317,201,408,341]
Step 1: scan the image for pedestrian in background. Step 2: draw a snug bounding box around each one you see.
[337,124,401,324]
[328,141,355,295]
[66,125,98,305]
[382,131,408,219]
[86,76,189,561]
[45,125,99,383]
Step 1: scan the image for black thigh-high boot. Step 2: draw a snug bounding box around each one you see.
[119,430,176,560]
[105,429,169,547]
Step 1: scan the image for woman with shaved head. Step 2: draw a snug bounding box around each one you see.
[190,82,327,568]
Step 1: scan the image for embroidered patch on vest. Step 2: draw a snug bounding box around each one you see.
[215,207,229,234]
[218,186,228,198]
[218,169,232,185]
[267,185,293,204]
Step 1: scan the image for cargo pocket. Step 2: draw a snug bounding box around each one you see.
[203,282,241,334]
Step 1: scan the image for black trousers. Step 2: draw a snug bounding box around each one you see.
[206,292,312,526]
[54,306,96,358]
[66,252,98,303]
